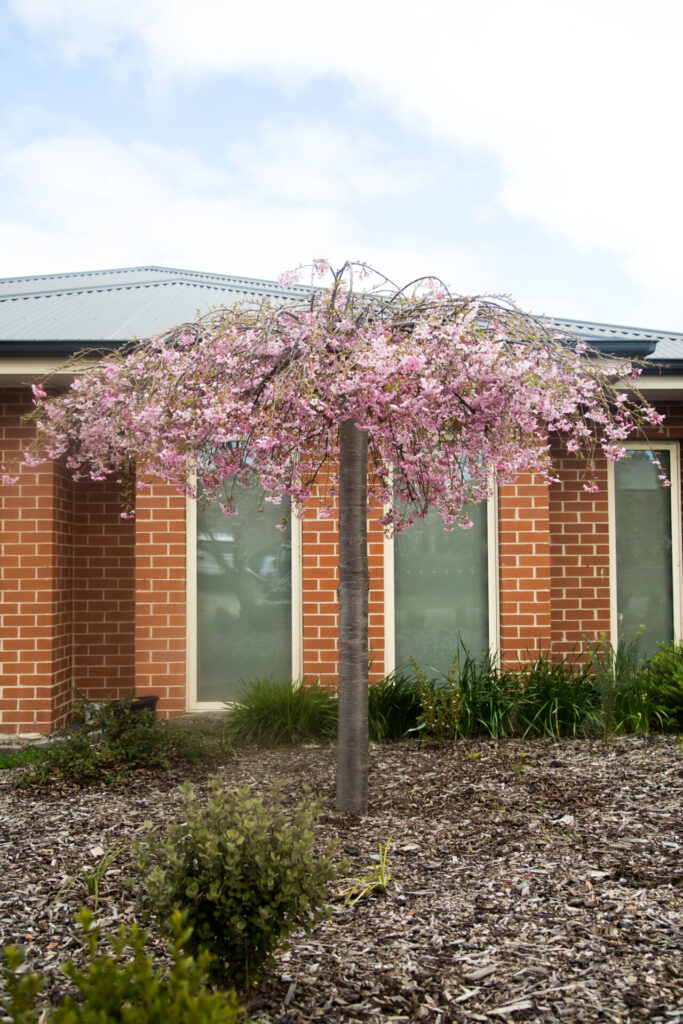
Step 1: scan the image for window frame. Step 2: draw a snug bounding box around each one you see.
[383,490,500,675]
[607,440,682,649]
[186,494,303,711]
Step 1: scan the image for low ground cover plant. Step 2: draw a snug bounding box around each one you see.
[15,700,208,786]
[1,910,246,1023]
[132,778,341,989]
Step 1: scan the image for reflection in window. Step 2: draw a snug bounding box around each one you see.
[394,505,489,676]
[197,489,292,702]
[615,449,673,659]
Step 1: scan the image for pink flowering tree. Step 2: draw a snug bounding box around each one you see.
[11,261,664,812]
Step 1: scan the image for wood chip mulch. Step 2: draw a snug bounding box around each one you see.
[0,734,681,1023]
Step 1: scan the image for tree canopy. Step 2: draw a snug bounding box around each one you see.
[13,261,665,526]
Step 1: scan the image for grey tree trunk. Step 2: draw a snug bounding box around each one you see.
[336,417,369,814]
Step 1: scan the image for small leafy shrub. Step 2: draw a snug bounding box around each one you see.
[642,641,683,730]
[1,909,246,1024]
[224,678,337,744]
[15,700,208,786]
[367,671,421,740]
[133,777,340,988]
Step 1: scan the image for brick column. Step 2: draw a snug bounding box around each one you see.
[301,481,386,687]
[498,473,552,665]
[549,451,610,654]
[134,479,187,717]
[0,389,74,734]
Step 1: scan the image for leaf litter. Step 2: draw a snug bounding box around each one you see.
[0,734,680,1023]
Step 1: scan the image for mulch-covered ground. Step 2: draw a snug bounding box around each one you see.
[0,734,681,1023]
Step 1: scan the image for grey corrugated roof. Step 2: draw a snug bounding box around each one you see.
[549,316,683,363]
[1,266,682,367]
[0,266,312,354]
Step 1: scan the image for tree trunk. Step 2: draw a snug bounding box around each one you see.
[336,417,369,814]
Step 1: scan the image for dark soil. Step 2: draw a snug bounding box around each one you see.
[0,734,681,1023]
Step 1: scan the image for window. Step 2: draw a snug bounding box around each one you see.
[385,498,498,676]
[610,443,681,659]
[188,489,302,708]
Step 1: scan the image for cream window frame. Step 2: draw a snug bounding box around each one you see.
[383,491,500,675]
[607,441,682,648]
[186,495,303,711]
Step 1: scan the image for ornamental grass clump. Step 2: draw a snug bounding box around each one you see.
[224,678,338,744]
[132,778,340,989]
[367,671,422,740]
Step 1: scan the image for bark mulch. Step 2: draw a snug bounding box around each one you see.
[0,734,680,1023]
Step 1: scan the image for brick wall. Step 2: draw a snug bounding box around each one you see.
[301,482,386,686]
[498,473,552,665]
[73,477,135,702]
[549,451,610,655]
[134,479,187,717]
[0,388,73,733]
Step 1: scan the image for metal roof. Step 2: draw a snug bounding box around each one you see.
[549,317,683,364]
[0,266,313,355]
[1,266,682,368]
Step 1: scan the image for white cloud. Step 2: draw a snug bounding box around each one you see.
[228,124,432,205]
[9,0,683,302]
[0,128,482,290]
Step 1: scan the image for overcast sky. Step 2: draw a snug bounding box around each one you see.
[1,0,682,331]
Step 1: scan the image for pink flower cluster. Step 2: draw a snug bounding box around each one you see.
[19,265,664,531]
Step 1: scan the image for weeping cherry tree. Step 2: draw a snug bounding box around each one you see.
[8,261,665,813]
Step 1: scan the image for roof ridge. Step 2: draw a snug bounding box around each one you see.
[0,265,313,294]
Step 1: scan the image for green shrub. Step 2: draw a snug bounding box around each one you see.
[132,777,340,989]
[516,651,596,738]
[414,648,605,741]
[1,910,246,1024]
[642,641,683,730]
[585,633,665,733]
[224,678,337,744]
[415,652,519,741]
[0,748,48,771]
[367,671,421,740]
[15,700,208,786]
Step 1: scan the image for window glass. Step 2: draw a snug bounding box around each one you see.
[197,490,292,701]
[614,449,673,659]
[394,504,489,675]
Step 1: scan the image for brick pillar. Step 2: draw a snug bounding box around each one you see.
[549,451,610,654]
[0,389,74,734]
[498,472,552,665]
[301,480,386,687]
[73,477,136,702]
[134,479,187,717]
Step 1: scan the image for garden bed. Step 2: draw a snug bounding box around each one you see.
[0,734,680,1023]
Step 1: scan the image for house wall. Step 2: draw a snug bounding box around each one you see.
[0,388,136,734]
[1,389,682,732]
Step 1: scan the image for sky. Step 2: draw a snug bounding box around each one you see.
[1,0,682,331]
